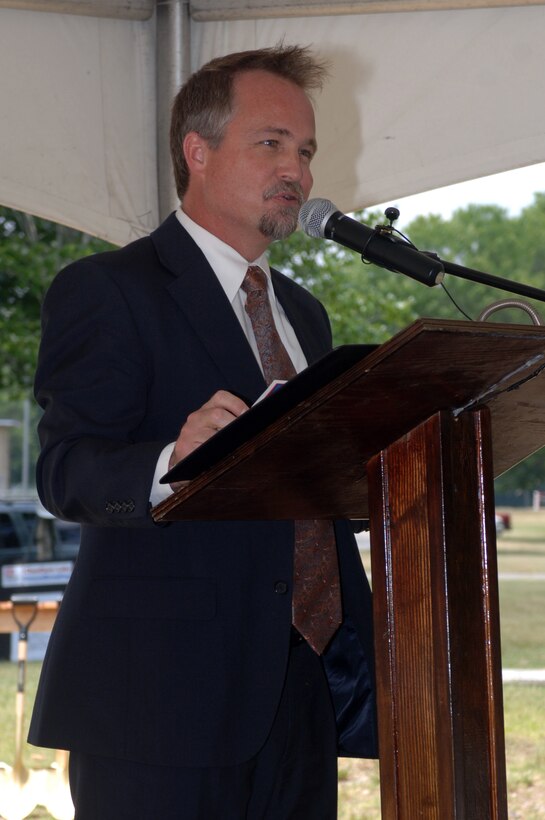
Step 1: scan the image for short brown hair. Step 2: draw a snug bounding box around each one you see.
[170,44,329,200]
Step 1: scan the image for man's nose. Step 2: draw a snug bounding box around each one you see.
[278,149,305,182]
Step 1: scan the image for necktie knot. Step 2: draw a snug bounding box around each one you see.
[241,266,296,384]
[242,265,267,295]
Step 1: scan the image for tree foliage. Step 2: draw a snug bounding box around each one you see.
[271,195,545,347]
[271,196,545,491]
[400,195,545,324]
[1,196,545,491]
[0,208,113,398]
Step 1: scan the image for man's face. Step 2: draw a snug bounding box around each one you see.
[185,69,317,260]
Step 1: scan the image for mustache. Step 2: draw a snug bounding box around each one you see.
[263,182,304,205]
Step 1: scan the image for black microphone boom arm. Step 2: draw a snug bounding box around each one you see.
[436,258,545,304]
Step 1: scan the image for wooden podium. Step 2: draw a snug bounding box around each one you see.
[152,319,545,819]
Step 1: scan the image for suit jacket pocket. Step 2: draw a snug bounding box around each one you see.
[83,576,216,620]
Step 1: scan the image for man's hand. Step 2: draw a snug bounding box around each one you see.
[169,390,249,475]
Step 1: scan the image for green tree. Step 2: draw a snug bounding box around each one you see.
[270,198,545,494]
[402,197,545,495]
[401,197,545,323]
[0,208,114,488]
[2,198,545,493]
[0,207,113,398]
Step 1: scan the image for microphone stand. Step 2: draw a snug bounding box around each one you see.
[377,209,545,304]
[373,210,545,303]
[427,254,545,304]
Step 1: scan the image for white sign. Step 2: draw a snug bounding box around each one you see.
[2,561,74,588]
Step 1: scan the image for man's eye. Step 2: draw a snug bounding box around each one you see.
[300,149,314,161]
[262,140,279,148]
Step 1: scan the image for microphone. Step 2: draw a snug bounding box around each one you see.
[299,198,444,287]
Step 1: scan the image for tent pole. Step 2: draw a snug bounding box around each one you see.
[156,0,191,222]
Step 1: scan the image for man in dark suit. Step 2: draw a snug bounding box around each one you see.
[29,45,377,818]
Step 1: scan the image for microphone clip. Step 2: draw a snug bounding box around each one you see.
[368,206,402,250]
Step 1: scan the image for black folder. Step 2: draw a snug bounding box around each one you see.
[161,344,377,483]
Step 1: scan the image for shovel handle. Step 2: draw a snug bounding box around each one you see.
[10,596,39,641]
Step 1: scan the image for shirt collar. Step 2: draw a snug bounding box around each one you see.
[176,207,271,304]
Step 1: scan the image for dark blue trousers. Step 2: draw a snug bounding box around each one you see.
[69,639,338,819]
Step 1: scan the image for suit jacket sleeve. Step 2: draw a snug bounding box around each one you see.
[35,257,167,527]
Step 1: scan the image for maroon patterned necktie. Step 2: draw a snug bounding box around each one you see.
[241,265,342,655]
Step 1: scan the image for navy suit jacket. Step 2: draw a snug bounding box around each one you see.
[29,214,377,767]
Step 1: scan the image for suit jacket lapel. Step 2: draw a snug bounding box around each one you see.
[271,269,329,366]
[151,215,330,399]
[151,215,266,403]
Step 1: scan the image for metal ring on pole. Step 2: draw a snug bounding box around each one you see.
[478,299,543,326]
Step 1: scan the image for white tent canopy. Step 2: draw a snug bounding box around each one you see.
[1,0,544,245]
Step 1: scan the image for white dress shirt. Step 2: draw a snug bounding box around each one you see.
[149,208,308,505]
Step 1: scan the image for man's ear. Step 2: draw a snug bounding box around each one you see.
[183,132,208,175]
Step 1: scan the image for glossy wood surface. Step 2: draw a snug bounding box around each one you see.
[368,408,507,819]
[152,319,545,522]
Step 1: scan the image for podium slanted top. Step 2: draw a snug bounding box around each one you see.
[152,319,545,522]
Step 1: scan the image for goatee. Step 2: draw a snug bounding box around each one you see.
[259,208,299,241]
[259,182,304,240]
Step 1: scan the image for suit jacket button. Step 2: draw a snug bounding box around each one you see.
[274,581,288,595]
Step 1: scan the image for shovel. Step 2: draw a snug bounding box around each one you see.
[0,596,74,820]
[0,596,40,820]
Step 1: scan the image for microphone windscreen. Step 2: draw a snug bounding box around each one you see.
[299,198,337,237]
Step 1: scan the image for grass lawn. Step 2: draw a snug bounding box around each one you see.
[497,508,545,669]
[500,580,545,668]
[497,507,545,576]
[338,685,545,819]
[0,508,543,818]
[341,507,545,818]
